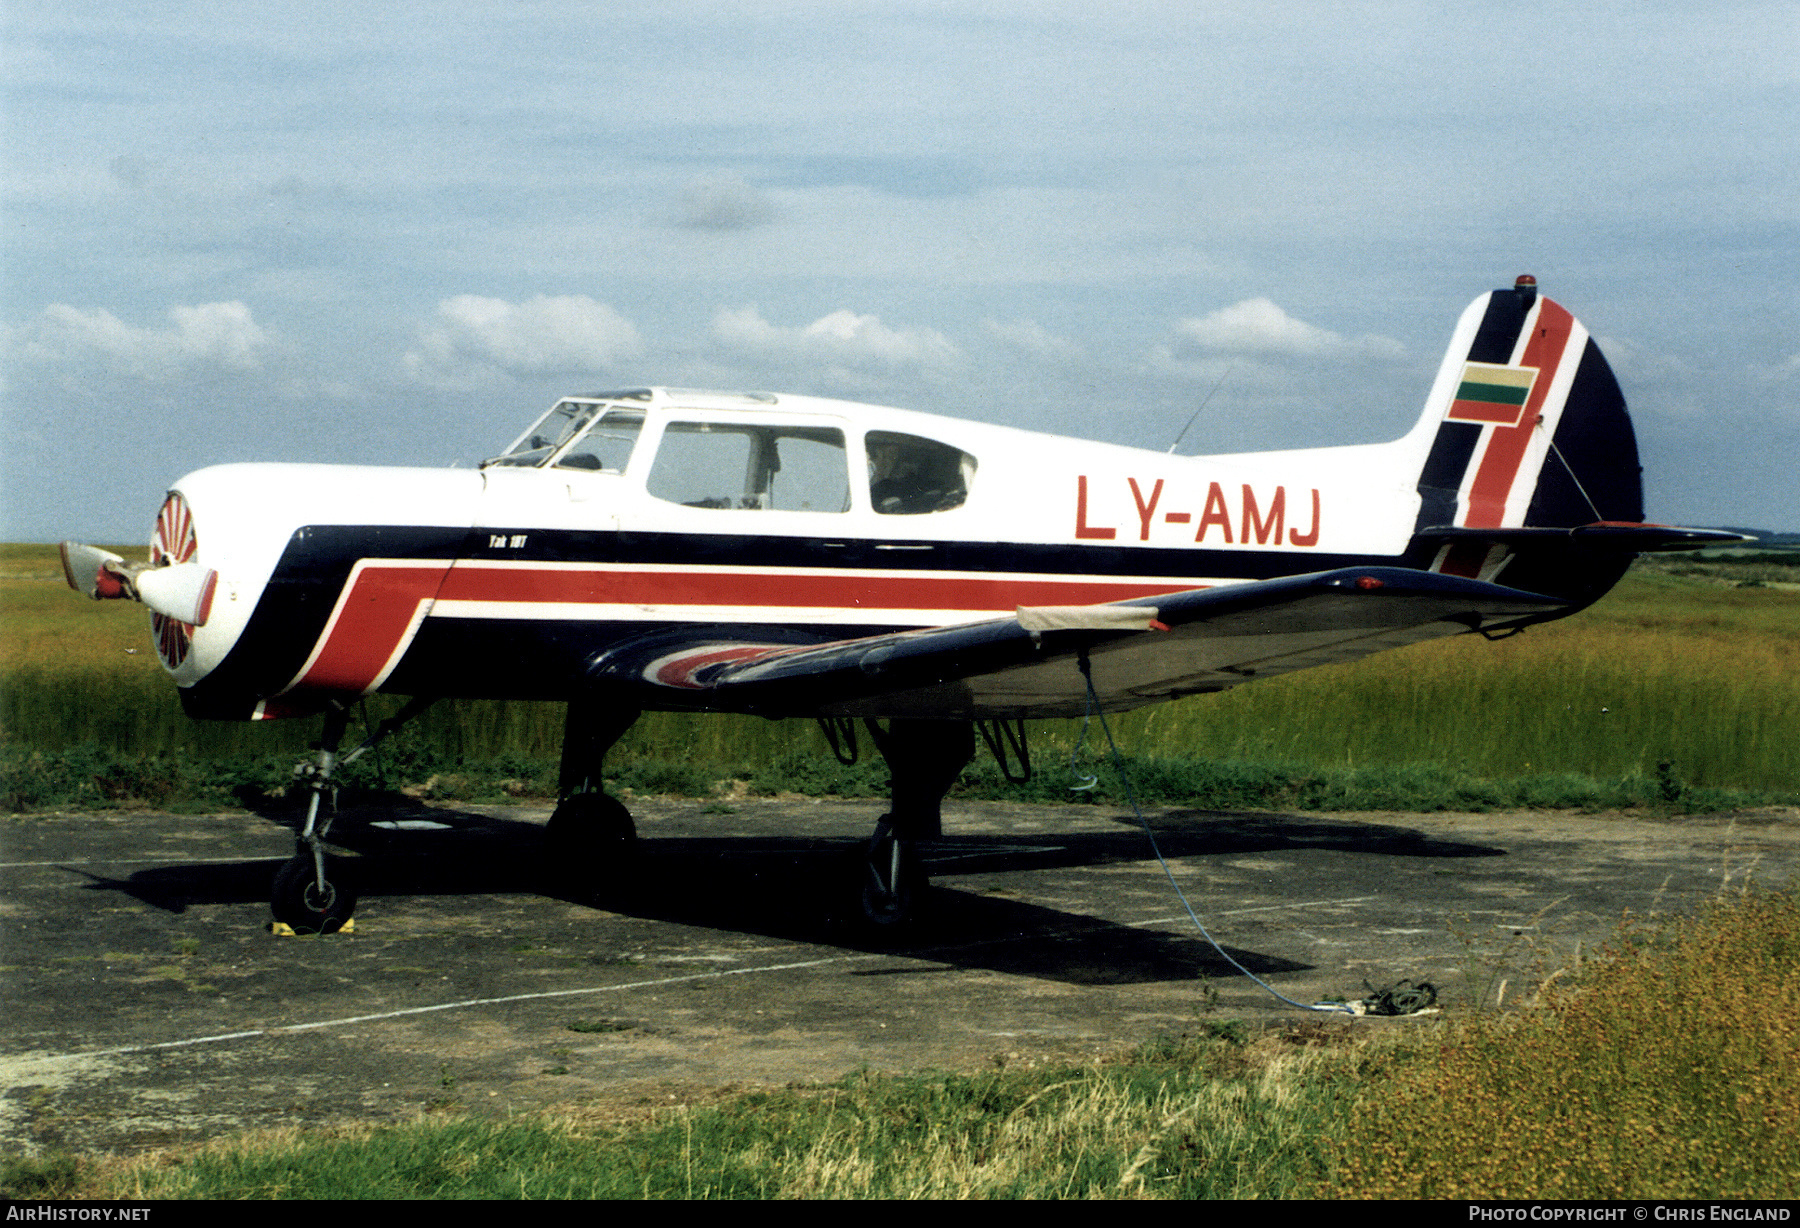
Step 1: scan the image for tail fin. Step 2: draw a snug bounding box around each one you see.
[1404,276,1649,606]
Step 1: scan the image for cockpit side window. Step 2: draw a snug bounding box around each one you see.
[866,431,976,514]
[553,410,643,472]
[648,422,850,512]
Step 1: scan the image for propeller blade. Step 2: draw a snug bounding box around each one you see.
[58,541,127,599]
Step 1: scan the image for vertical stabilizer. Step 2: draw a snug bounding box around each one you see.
[1406,277,1645,602]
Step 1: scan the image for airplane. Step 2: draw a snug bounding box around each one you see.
[60,276,1742,936]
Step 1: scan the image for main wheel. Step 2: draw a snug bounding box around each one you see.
[857,835,926,938]
[272,853,357,935]
[545,793,638,901]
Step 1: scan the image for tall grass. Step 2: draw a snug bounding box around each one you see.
[1104,588,1799,789]
[5,545,1797,794]
[1326,886,1800,1199]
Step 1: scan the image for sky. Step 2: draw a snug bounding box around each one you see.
[4,1,1796,543]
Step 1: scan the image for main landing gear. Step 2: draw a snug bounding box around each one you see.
[546,701,976,932]
[545,698,642,902]
[854,719,975,936]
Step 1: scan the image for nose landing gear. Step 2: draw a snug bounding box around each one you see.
[271,698,432,936]
[272,848,357,935]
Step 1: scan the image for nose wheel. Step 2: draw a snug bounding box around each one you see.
[272,849,357,935]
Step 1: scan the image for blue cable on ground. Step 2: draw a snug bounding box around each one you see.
[1074,651,1357,1016]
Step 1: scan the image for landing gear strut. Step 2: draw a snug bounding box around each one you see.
[855,719,974,935]
[546,697,641,901]
[272,697,432,935]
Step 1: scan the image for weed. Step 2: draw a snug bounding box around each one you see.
[1202,1019,1249,1045]
[0,1152,84,1198]
[1325,887,1800,1199]
[1656,759,1685,803]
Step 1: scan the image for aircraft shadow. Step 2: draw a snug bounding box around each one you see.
[84,800,1502,988]
[1105,809,1506,860]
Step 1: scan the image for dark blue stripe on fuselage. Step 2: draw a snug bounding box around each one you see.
[180,523,1409,718]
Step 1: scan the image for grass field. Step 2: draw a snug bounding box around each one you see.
[3,542,1797,809]
[7,885,1795,1199]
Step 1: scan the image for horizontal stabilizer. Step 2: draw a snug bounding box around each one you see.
[1417,522,1755,553]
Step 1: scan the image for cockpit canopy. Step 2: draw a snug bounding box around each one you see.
[484,390,977,515]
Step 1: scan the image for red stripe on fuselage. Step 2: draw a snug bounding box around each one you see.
[275,560,1210,707]
[434,565,1198,612]
[280,563,449,698]
[1462,300,1574,528]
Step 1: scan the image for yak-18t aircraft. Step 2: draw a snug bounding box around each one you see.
[62,277,1739,934]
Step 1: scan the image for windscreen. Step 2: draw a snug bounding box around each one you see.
[485,401,642,471]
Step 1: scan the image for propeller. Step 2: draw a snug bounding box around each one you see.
[59,541,218,627]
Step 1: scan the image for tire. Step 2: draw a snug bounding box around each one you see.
[544,793,638,900]
[856,837,926,939]
[272,853,357,935]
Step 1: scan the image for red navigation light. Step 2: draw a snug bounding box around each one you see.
[1355,576,1385,591]
[1515,274,1537,290]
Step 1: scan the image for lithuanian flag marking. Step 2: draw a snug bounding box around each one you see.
[1446,362,1537,426]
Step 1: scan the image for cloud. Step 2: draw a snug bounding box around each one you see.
[1169,298,1405,360]
[14,301,270,378]
[1753,352,1800,385]
[1591,332,1694,386]
[675,176,776,231]
[982,318,1083,362]
[404,294,642,387]
[108,155,153,190]
[713,307,961,372]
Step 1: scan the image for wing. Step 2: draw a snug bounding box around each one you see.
[584,566,1569,720]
